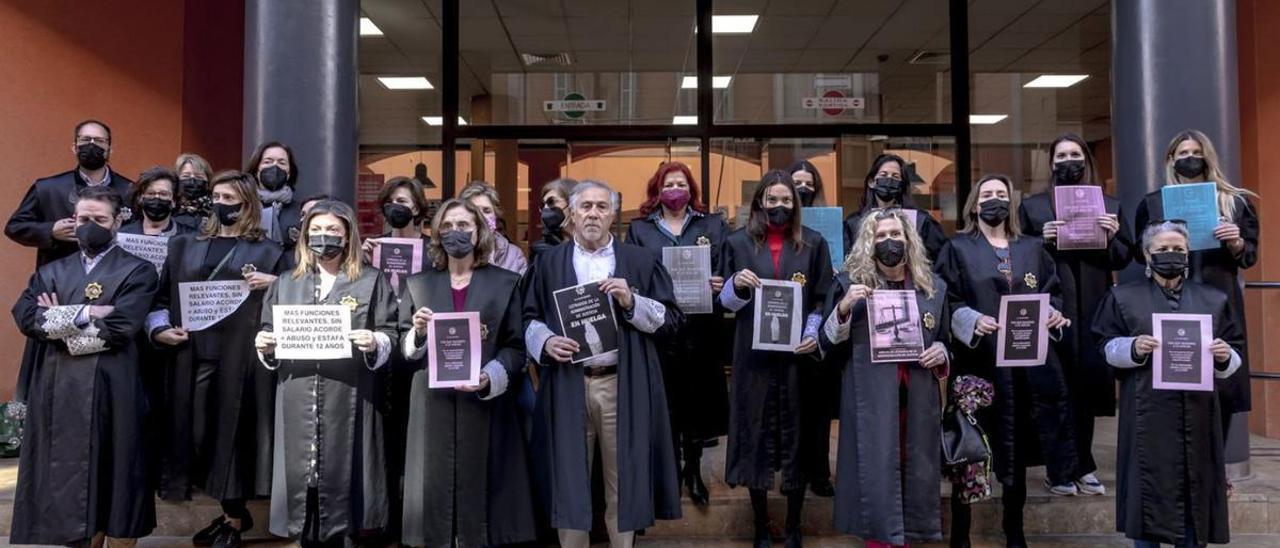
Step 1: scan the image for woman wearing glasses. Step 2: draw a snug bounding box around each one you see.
[1093,220,1243,548]
[1133,130,1259,455]
[1017,134,1133,497]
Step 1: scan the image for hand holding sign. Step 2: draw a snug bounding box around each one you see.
[1210,338,1232,363]
[348,329,377,353]
[255,330,277,355]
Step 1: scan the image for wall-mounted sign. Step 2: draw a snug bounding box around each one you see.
[802,89,865,116]
[543,92,606,119]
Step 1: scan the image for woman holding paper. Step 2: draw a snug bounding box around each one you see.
[253,199,398,545]
[398,198,536,547]
[818,209,950,547]
[842,153,948,260]
[1017,133,1132,497]
[625,161,729,506]
[121,166,196,237]
[720,170,833,548]
[934,174,1075,548]
[1132,130,1258,449]
[361,176,433,270]
[1092,220,1243,547]
[148,170,289,547]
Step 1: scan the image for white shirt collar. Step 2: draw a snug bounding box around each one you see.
[78,167,112,187]
[573,234,615,257]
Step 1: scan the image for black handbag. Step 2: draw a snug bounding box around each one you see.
[941,404,990,467]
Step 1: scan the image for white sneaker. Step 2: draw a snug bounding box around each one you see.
[1045,479,1078,496]
[1075,473,1106,496]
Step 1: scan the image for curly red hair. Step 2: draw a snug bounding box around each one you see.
[638,161,706,216]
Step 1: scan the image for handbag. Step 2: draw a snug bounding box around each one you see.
[941,374,995,504]
[941,404,990,466]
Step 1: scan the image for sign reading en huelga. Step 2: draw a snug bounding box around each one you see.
[179,280,251,331]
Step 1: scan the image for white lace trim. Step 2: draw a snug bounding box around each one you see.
[66,323,107,356]
[40,305,84,340]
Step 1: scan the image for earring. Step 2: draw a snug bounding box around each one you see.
[1144,265,1151,278]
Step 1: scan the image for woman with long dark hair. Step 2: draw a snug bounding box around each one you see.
[842,154,948,260]
[935,174,1076,548]
[246,141,303,252]
[720,170,833,548]
[625,161,729,506]
[1018,133,1132,497]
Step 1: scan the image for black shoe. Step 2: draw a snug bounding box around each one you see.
[211,524,242,548]
[193,516,227,546]
[753,527,772,548]
[684,467,710,506]
[1005,531,1027,548]
[808,477,834,497]
[783,529,803,548]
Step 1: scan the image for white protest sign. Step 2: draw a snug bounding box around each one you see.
[179,280,251,331]
[116,233,170,273]
[273,305,352,360]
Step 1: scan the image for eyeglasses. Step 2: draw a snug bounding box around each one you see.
[1146,218,1187,227]
[75,136,110,146]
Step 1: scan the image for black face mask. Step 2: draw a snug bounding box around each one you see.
[875,238,906,267]
[76,222,114,256]
[76,143,108,171]
[978,199,1010,227]
[766,205,793,226]
[307,234,345,260]
[141,198,174,221]
[541,206,565,232]
[258,165,289,191]
[382,203,415,229]
[1174,157,1207,179]
[1149,251,1189,279]
[440,230,475,259]
[1052,160,1086,185]
[796,187,816,207]
[213,202,241,227]
[873,177,904,204]
[179,178,208,200]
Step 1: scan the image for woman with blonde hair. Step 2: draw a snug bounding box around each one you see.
[819,208,950,547]
[935,174,1076,548]
[174,153,214,229]
[147,170,289,547]
[254,200,397,546]
[1133,129,1259,444]
[459,180,528,274]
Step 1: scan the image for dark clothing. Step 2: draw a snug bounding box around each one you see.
[1092,278,1241,545]
[934,232,1078,485]
[523,239,684,532]
[625,210,731,443]
[819,272,949,544]
[119,218,196,237]
[5,168,133,268]
[720,226,834,492]
[10,247,158,544]
[400,266,537,547]
[154,233,288,502]
[1134,191,1258,415]
[843,206,948,260]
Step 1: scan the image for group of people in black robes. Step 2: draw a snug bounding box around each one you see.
[2,118,1260,548]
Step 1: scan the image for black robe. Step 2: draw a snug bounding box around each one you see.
[10,247,158,544]
[720,226,834,491]
[400,266,536,547]
[154,233,288,501]
[6,169,133,403]
[523,239,684,532]
[119,218,197,237]
[1019,191,1132,417]
[264,198,303,253]
[819,272,948,544]
[625,210,731,442]
[260,267,397,540]
[1134,191,1258,415]
[843,206,948,261]
[1092,278,1242,545]
[934,232,1078,484]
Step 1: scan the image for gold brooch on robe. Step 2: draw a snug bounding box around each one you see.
[696,235,711,247]
[480,324,490,341]
[241,263,257,276]
[923,312,936,330]
[791,272,807,287]
[340,295,358,311]
[84,282,103,301]
[1023,272,1037,289]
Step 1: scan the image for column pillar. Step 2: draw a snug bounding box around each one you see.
[1113,0,1249,475]
[243,0,358,204]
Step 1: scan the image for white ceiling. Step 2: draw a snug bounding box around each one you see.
[358,0,1112,145]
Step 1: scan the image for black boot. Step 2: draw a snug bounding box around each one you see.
[950,491,972,548]
[1003,482,1028,548]
[783,488,805,548]
[750,488,771,548]
[683,443,710,506]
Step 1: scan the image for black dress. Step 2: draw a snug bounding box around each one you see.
[934,232,1078,485]
[10,247,158,544]
[1134,191,1258,417]
[625,210,731,445]
[719,226,834,492]
[400,266,537,547]
[260,267,398,541]
[1092,278,1242,545]
[153,233,288,502]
